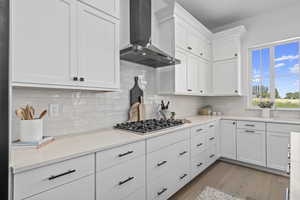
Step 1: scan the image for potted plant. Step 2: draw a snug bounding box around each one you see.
[258,101,274,118]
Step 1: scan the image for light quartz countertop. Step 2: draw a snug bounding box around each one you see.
[11,115,300,174]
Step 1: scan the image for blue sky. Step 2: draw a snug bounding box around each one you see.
[252,41,300,98]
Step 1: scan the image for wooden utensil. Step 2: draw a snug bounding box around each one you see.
[29,106,35,119]
[39,110,47,119]
[15,109,25,120]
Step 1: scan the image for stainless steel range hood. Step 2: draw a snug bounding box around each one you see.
[120,0,180,68]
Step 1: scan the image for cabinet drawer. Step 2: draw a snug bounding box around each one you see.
[191,151,207,179]
[147,129,189,153]
[173,140,190,165]
[124,187,146,200]
[237,121,265,131]
[14,154,94,200]
[79,0,119,18]
[147,173,174,200]
[96,140,145,171]
[267,123,300,133]
[25,175,95,200]
[191,133,206,156]
[97,156,145,200]
[147,145,174,182]
[173,168,190,193]
[207,144,218,166]
[191,124,208,137]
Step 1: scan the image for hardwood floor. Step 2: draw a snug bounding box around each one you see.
[170,161,289,200]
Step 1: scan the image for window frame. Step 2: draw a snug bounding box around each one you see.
[247,37,300,111]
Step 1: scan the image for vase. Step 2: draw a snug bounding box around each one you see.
[261,108,271,118]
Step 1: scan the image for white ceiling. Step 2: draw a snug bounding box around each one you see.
[176,0,300,31]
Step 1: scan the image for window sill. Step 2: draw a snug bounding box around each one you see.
[246,107,300,111]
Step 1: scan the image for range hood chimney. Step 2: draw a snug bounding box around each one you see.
[120,0,180,68]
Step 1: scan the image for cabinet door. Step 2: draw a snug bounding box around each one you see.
[187,54,199,92]
[213,37,239,61]
[80,0,119,18]
[202,41,211,61]
[26,175,94,200]
[267,132,290,171]
[78,3,120,89]
[198,59,209,94]
[175,49,188,93]
[187,29,201,56]
[220,120,237,160]
[213,59,240,95]
[175,19,188,51]
[12,0,77,86]
[237,129,266,167]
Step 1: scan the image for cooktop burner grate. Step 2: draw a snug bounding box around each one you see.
[114,119,184,134]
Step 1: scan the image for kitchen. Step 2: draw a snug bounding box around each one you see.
[3,0,300,199]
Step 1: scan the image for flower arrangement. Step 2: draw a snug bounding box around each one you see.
[257,101,274,109]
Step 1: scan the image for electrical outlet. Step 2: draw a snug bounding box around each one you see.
[49,103,60,117]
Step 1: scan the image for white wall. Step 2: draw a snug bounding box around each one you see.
[204,2,300,119]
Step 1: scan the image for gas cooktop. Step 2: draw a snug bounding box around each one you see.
[114,119,184,134]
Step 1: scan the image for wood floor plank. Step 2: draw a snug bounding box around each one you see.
[170,161,289,200]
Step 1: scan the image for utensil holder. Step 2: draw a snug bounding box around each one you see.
[19,119,43,142]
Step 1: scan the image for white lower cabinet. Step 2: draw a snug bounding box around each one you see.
[25,175,94,200]
[237,129,266,166]
[191,151,207,179]
[267,131,290,171]
[96,156,145,200]
[220,120,237,160]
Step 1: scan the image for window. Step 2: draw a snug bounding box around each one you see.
[249,38,300,109]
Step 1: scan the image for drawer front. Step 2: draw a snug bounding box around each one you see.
[237,121,265,131]
[147,129,189,153]
[97,156,145,200]
[207,144,218,166]
[173,166,190,193]
[124,187,146,200]
[80,0,119,18]
[191,133,207,156]
[191,124,208,137]
[191,151,207,179]
[267,123,300,133]
[147,173,174,200]
[173,140,190,165]
[14,154,95,200]
[147,145,174,182]
[25,175,95,200]
[207,123,217,146]
[96,140,145,171]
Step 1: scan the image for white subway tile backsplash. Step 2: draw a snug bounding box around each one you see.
[12,61,205,140]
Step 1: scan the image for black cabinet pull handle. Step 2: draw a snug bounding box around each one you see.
[245,130,255,133]
[233,122,236,125]
[118,176,134,185]
[118,151,134,157]
[196,129,203,132]
[157,160,167,167]
[197,143,203,147]
[197,163,203,167]
[210,154,215,158]
[187,46,192,50]
[245,124,255,127]
[157,188,168,196]
[180,173,187,180]
[200,53,203,56]
[73,77,78,81]
[234,53,238,57]
[79,77,85,82]
[179,151,187,156]
[209,125,214,128]
[209,137,215,141]
[48,169,76,181]
[187,89,192,92]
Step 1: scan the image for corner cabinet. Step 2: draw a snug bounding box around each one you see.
[212,26,246,96]
[11,0,120,91]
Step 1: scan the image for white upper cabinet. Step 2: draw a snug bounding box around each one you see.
[174,49,188,93]
[212,26,246,96]
[187,54,200,93]
[11,0,77,86]
[213,37,239,61]
[175,18,188,51]
[77,2,120,89]
[213,59,239,95]
[11,0,120,91]
[80,0,120,18]
[198,59,209,94]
